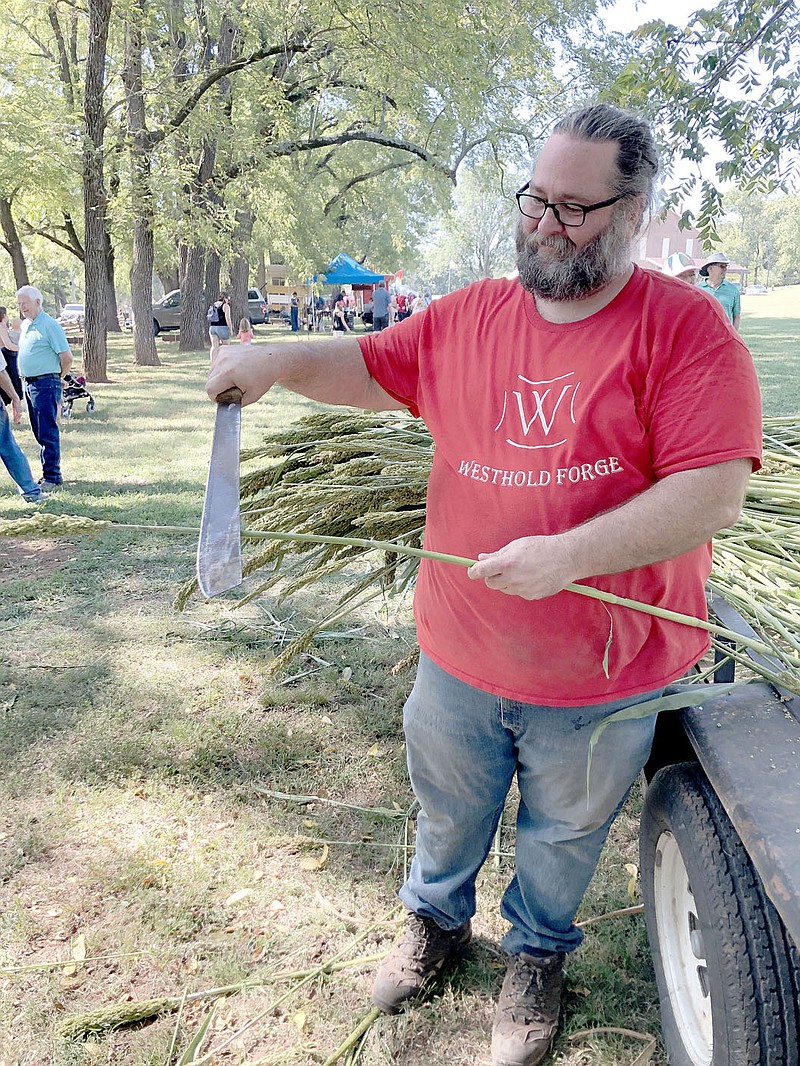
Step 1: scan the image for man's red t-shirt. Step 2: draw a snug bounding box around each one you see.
[358,268,762,706]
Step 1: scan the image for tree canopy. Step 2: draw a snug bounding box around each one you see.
[1,0,800,378]
[612,0,800,240]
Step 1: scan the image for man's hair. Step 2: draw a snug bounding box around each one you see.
[16,285,43,304]
[552,103,659,215]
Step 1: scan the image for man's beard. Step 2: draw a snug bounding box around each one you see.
[515,210,633,302]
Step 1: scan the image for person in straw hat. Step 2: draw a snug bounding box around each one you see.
[664,250,698,283]
[698,251,741,330]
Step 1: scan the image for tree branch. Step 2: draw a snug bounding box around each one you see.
[696,0,795,98]
[62,213,85,257]
[48,5,76,110]
[19,219,85,260]
[323,161,413,215]
[450,126,538,173]
[147,40,313,148]
[233,130,455,181]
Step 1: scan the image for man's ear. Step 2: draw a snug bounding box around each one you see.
[626,196,648,237]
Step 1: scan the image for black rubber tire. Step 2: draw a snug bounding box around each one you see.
[152,318,160,336]
[86,399,95,413]
[640,762,799,1066]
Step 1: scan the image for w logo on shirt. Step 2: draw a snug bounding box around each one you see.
[494,372,580,450]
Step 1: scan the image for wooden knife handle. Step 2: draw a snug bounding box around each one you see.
[215,386,243,405]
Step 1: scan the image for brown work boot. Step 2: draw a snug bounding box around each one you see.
[372,912,472,1013]
[491,951,565,1066]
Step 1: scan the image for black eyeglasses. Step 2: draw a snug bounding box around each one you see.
[515,185,626,227]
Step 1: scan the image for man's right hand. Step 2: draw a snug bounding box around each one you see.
[205,343,279,408]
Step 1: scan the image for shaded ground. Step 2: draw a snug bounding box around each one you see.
[0,538,76,581]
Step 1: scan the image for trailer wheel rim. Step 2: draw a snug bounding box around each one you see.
[653,830,713,1065]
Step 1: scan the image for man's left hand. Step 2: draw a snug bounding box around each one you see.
[468,535,576,600]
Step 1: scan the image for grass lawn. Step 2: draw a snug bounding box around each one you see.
[0,295,796,1066]
[740,284,800,416]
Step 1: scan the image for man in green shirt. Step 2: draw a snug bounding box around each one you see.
[698,252,741,332]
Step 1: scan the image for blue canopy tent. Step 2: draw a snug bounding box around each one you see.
[308,253,388,330]
[316,253,386,287]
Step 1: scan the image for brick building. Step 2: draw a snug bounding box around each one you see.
[635,210,746,282]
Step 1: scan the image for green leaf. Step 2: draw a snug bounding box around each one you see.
[177,1004,217,1064]
[585,683,744,797]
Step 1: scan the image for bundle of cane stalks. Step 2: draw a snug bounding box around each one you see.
[709,416,800,688]
[179,412,800,694]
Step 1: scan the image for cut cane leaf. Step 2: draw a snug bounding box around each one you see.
[177,1005,216,1064]
[300,843,330,871]
[601,604,613,680]
[625,863,639,900]
[292,1009,307,1032]
[62,933,87,976]
[585,683,743,796]
[224,888,254,908]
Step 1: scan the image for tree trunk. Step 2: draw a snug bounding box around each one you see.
[176,12,237,351]
[0,197,30,289]
[205,252,220,308]
[157,268,179,295]
[228,205,254,327]
[81,0,112,383]
[105,232,121,332]
[54,279,69,308]
[228,255,248,330]
[179,245,207,351]
[123,3,160,366]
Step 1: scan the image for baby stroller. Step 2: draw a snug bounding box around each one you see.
[61,373,96,419]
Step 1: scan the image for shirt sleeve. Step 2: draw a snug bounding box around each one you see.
[357,313,427,416]
[49,318,70,352]
[645,305,762,478]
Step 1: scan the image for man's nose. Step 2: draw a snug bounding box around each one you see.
[535,204,567,237]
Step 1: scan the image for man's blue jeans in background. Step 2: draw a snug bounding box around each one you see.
[24,374,62,484]
[400,652,661,956]
[0,403,41,497]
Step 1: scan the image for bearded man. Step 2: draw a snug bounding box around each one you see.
[206,103,762,1066]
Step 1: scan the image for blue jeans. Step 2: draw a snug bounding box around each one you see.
[0,402,41,498]
[290,307,299,331]
[24,374,62,483]
[400,653,661,956]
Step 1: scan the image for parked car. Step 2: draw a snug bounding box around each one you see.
[745,283,768,295]
[151,288,267,334]
[57,303,85,327]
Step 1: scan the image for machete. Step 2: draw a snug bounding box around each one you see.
[196,386,243,598]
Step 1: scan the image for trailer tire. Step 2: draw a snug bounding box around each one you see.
[640,762,799,1066]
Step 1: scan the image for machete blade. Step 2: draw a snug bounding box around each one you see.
[196,387,243,598]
